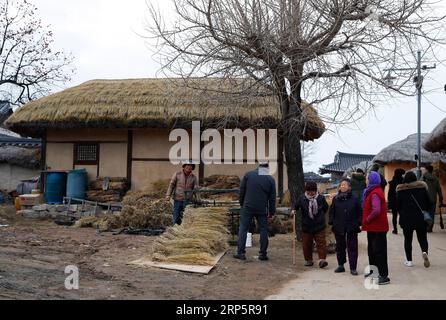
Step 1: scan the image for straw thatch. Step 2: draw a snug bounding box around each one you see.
[0,146,40,169]
[151,206,229,266]
[373,134,446,165]
[424,118,446,154]
[6,78,325,141]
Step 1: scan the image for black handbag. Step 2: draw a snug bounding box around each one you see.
[411,195,433,223]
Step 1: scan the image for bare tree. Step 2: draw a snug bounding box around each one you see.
[146,0,445,203]
[301,141,317,168]
[0,0,74,106]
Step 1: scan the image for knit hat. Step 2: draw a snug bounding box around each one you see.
[367,171,381,186]
[305,181,318,192]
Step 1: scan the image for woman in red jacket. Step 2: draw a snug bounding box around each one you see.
[362,171,390,285]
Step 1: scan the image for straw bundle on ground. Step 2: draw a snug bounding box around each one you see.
[151,206,229,266]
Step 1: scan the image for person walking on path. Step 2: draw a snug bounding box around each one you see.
[397,171,431,268]
[329,179,362,276]
[291,181,329,269]
[165,161,199,225]
[234,163,276,261]
[388,168,405,235]
[422,165,444,232]
[362,171,390,285]
[351,168,367,206]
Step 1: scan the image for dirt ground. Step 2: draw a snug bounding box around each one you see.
[0,204,304,300]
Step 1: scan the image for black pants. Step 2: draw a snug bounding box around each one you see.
[237,209,268,256]
[391,208,399,231]
[335,232,358,270]
[367,232,389,277]
[403,227,428,261]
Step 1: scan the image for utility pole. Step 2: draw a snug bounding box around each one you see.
[383,50,436,179]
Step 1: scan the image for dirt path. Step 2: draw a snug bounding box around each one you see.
[0,205,303,300]
[267,215,446,300]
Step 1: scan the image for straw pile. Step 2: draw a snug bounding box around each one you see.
[86,177,130,203]
[76,179,173,230]
[151,206,229,266]
[201,175,240,201]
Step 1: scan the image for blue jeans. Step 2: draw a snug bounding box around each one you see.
[173,200,185,225]
[237,208,269,256]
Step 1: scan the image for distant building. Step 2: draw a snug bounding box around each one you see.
[320,151,375,182]
[0,132,41,192]
[0,101,13,126]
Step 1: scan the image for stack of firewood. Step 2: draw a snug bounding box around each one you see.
[85,177,130,203]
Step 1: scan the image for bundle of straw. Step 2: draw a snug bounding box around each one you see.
[151,206,230,266]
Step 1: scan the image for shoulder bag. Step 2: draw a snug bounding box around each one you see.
[411,194,433,223]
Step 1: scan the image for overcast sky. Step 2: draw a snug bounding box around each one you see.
[32,0,446,174]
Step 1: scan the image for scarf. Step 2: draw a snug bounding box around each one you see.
[305,192,319,219]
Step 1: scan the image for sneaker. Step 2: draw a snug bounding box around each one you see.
[258,254,269,261]
[233,253,246,260]
[404,261,414,267]
[422,252,430,268]
[378,276,391,285]
[334,265,345,273]
[319,260,328,269]
[350,270,358,276]
[304,260,314,267]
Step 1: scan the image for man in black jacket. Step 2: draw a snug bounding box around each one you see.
[234,163,276,261]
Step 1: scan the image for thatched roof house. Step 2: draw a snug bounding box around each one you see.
[424,118,446,154]
[0,133,41,192]
[373,133,446,165]
[374,133,446,206]
[6,78,325,140]
[5,78,326,195]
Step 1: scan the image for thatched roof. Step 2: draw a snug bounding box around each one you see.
[373,133,446,164]
[424,118,446,154]
[0,146,41,169]
[5,78,325,141]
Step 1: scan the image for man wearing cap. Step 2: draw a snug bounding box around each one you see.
[165,161,199,225]
[234,162,276,261]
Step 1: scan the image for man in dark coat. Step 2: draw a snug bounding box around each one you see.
[291,181,329,268]
[422,165,444,232]
[397,171,431,268]
[234,163,276,261]
[388,168,405,234]
[351,168,366,206]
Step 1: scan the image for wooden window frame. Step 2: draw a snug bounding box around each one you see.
[73,143,100,166]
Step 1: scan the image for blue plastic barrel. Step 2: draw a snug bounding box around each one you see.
[45,172,67,204]
[66,169,88,200]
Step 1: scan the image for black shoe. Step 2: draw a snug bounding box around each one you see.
[350,270,358,276]
[258,254,269,261]
[304,261,314,267]
[334,265,345,273]
[392,229,398,234]
[378,276,390,285]
[319,260,328,269]
[233,253,246,260]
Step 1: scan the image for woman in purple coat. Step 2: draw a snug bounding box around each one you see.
[329,179,362,275]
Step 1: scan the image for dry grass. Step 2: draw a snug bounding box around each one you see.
[151,206,230,266]
[6,78,325,141]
